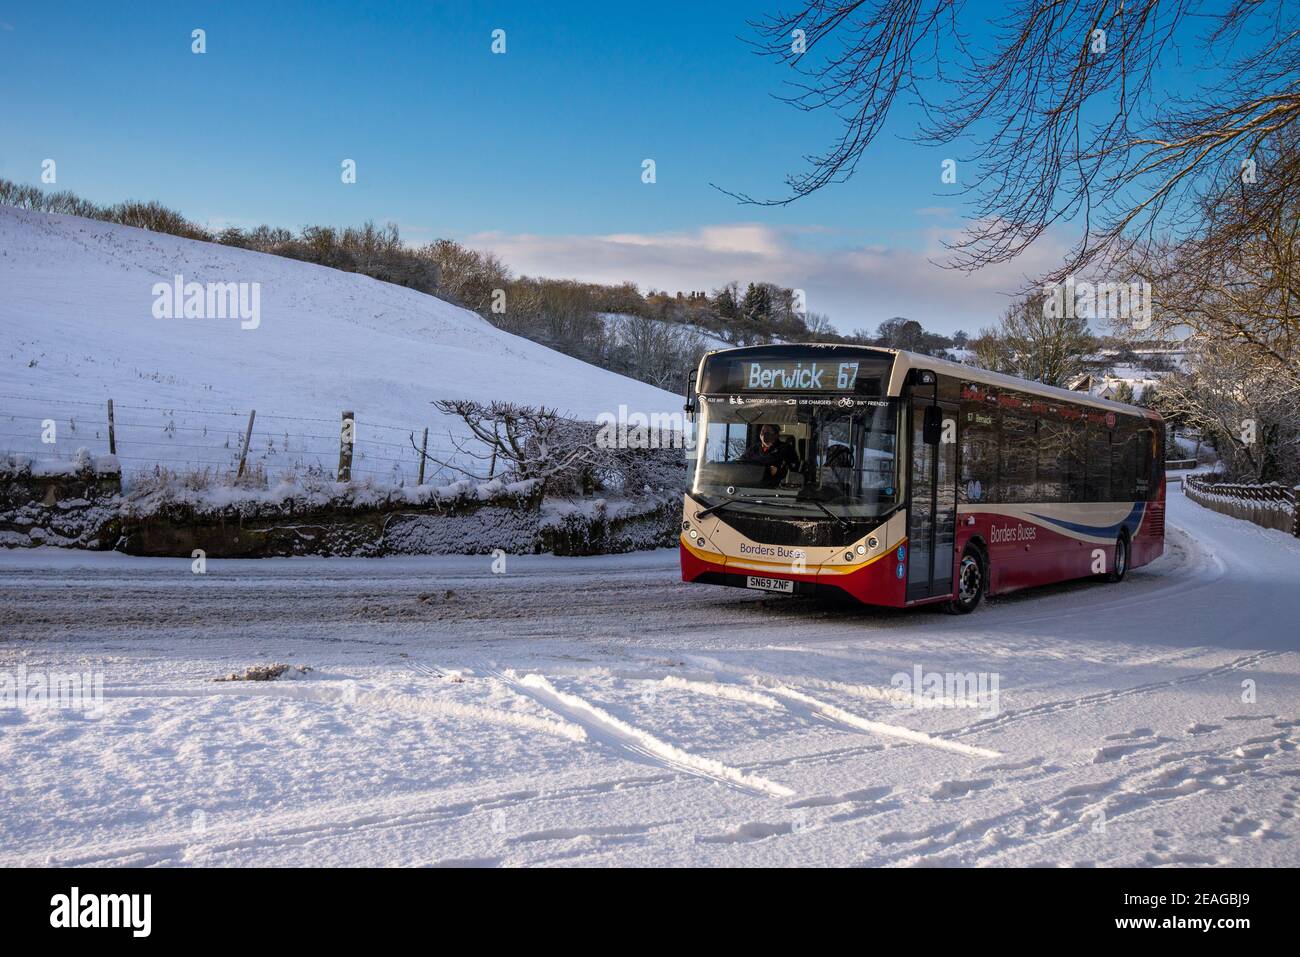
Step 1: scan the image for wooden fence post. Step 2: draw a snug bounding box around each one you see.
[1293,487,1300,538]
[338,411,355,482]
[106,399,117,455]
[237,409,256,478]
[417,427,428,485]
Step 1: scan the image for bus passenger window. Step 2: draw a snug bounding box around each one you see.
[1086,425,1112,502]
[999,415,1037,503]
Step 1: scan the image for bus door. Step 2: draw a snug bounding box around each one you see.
[907,399,958,601]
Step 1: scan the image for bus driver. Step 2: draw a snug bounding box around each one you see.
[742,424,799,487]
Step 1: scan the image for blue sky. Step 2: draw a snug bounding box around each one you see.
[0,1,1227,334]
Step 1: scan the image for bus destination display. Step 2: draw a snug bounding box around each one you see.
[741,360,860,392]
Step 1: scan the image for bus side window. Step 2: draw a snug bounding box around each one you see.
[999,414,1037,503]
[1063,422,1087,502]
[1086,425,1112,502]
[959,407,997,503]
[1111,419,1139,501]
[1036,418,1066,503]
[1145,425,1163,498]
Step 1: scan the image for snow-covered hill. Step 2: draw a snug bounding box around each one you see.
[0,207,681,481]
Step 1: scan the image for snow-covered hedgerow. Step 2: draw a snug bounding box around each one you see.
[1,448,121,480]
[118,466,540,522]
[2,455,680,556]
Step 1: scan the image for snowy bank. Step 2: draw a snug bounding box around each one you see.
[1,454,679,557]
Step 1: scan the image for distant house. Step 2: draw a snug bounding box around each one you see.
[1067,342,1186,403]
[1068,370,1161,402]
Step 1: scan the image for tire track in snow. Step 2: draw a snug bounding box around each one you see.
[101,683,589,742]
[675,656,999,756]
[763,684,1001,759]
[18,769,684,868]
[943,649,1288,741]
[869,724,1298,867]
[682,654,917,706]
[657,675,782,709]
[502,672,795,798]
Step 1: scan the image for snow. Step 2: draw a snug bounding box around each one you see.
[1,486,1297,866]
[119,471,539,516]
[0,207,681,482]
[3,449,120,478]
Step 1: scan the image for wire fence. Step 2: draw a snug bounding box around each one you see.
[0,391,490,487]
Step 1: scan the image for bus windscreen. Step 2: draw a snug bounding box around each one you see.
[691,398,901,520]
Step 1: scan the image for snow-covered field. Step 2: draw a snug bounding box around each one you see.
[1,490,1298,867]
[0,207,680,482]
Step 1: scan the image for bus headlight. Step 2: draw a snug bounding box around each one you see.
[856,544,867,555]
[868,536,879,549]
[844,551,854,562]
[689,529,698,539]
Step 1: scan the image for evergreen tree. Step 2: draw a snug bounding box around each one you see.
[742,282,773,322]
[714,283,740,320]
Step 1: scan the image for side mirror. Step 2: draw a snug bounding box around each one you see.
[922,405,942,445]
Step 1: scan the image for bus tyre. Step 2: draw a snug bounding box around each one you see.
[1107,533,1130,583]
[945,546,984,615]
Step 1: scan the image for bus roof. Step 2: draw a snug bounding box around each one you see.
[699,342,1161,420]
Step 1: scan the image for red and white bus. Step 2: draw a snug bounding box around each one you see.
[680,345,1165,613]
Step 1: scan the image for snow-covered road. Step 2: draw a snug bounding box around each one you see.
[2,489,1298,867]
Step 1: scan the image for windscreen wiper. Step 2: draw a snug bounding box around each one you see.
[800,496,851,529]
[696,495,771,519]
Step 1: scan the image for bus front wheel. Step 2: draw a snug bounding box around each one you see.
[944,545,985,615]
[1107,533,1130,583]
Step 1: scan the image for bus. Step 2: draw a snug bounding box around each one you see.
[680,344,1165,613]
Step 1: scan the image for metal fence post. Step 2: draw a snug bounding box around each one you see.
[417,427,428,485]
[338,411,355,482]
[237,409,256,478]
[106,399,117,455]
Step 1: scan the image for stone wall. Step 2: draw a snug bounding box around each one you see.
[0,454,123,549]
[1,458,680,557]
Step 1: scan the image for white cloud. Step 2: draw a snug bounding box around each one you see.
[463,222,1072,336]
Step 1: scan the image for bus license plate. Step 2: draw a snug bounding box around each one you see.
[746,576,793,594]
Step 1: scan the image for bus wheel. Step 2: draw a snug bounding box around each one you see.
[945,546,984,615]
[1107,533,1130,583]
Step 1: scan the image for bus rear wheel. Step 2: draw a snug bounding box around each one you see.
[944,545,984,615]
[1107,533,1130,583]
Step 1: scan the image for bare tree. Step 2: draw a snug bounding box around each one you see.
[415,399,687,497]
[972,292,1094,387]
[420,239,511,314]
[611,315,708,391]
[1153,343,1300,482]
[804,310,836,336]
[1130,131,1300,393]
[726,1,1300,278]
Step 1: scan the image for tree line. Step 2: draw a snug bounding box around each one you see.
[0,177,961,393]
